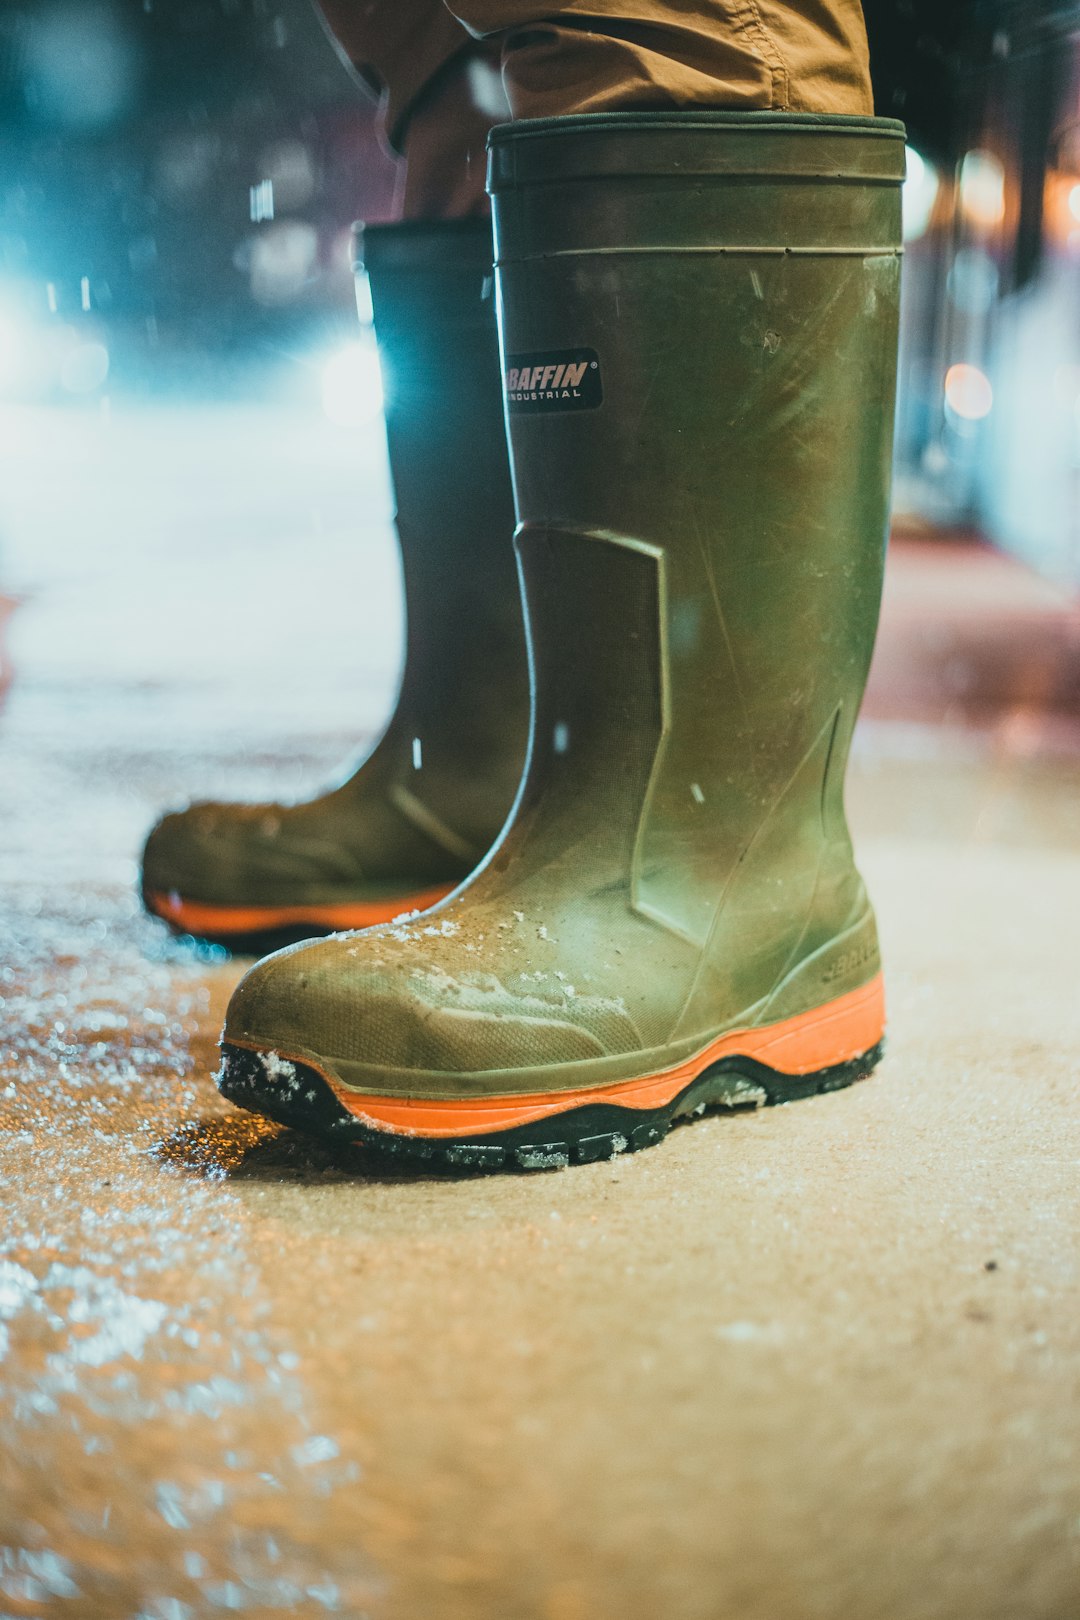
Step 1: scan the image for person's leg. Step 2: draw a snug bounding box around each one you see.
[447,0,871,119]
[398,45,510,217]
[315,0,508,216]
[312,0,870,201]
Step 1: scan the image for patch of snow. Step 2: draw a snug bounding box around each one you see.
[259,1051,297,1085]
[291,1435,340,1468]
[713,1320,786,1345]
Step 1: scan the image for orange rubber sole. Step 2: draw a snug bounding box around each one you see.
[220,973,884,1168]
[315,972,884,1136]
[145,885,456,941]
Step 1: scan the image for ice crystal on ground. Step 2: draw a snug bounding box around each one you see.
[259,1050,297,1086]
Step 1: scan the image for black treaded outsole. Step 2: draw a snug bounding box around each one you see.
[168,919,341,958]
[217,1039,885,1174]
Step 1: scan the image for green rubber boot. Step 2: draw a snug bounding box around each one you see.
[142,220,528,953]
[219,112,905,1168]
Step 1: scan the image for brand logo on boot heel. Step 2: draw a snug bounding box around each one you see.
[505,350,603,413]
[821,940,879,985]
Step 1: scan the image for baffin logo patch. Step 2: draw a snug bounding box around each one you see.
[505,349,603,413]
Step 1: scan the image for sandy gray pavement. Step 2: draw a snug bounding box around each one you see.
[1,402,1079,1619]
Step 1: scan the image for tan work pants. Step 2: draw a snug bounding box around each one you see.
[317,0,872,216]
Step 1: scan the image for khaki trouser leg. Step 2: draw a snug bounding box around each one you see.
[316,0,871,213]
[315,0,506,217]
[447,0,871,119]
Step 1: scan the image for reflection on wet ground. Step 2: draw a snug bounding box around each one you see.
[867,524,1080,747]
[2,403,1080,1619]
[153,1114,460,1186]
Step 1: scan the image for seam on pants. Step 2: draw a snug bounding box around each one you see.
[732,0,790,109]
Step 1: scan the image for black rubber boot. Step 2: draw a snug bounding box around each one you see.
[142,221,529,954]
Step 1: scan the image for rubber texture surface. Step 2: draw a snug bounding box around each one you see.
[218,1036,884,1172]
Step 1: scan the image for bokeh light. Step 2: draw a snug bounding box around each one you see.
[60,340,110,395]
[947,248,999,316]
[22,1,140,130]
[945,363,994,421]
[249,221,319,306]
[0,314,28,395]
[902,146,940,242]
[959,150,1006,231]
[320,341,384,428]
[1043,171,1080,252]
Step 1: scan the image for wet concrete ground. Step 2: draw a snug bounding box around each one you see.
[2,401,1080,1619]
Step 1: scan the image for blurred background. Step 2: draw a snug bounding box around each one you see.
[4,0,1080,881]
[887,0,1080,578]
[0,0,398,404]
[1,2,1078,572]
[0,0,408,890]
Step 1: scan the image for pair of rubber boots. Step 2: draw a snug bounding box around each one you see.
[144,112,905,1171]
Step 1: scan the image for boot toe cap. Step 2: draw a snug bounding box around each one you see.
[223,930,639,1086]
[142,800,343,907]
[143,802,269,899]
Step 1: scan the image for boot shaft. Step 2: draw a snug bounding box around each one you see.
[488,114,903,943]
[487,113,903,1024]
[358,220,513,565]
[356,219,528,823]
